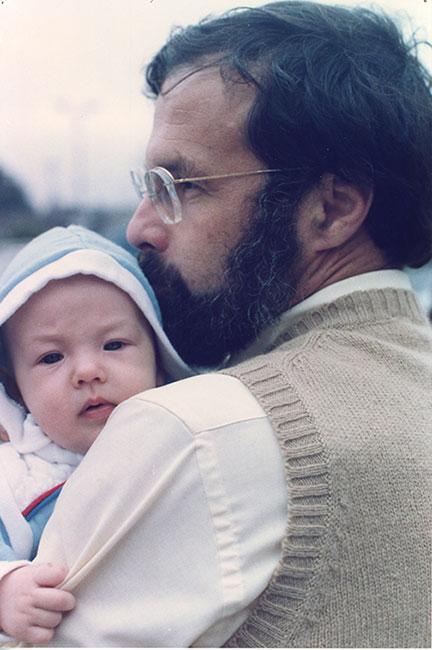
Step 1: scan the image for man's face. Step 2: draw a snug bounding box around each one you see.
[127,67,300,366]
[128,66,264,292]
[4,276,157,454]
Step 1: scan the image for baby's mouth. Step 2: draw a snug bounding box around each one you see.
[80,399,116,420]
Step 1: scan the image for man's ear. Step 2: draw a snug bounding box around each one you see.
[297,173,374,252]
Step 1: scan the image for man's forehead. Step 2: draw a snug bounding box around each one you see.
[146,64,257,170]
[160,64,220,96]
[157,65,255,124]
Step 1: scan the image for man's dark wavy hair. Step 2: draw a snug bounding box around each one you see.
[146,1,432,268]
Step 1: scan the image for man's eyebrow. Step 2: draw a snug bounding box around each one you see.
[152,156,208,180]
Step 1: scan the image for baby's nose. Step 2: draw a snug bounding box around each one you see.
[72,357,107,387]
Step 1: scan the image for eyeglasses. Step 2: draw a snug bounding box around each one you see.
[130,165,284,225]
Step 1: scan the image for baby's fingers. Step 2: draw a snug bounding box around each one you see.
[30,607,63,629]
[33,563,68,588]
[21,625,56,645]
[34,586,76,613]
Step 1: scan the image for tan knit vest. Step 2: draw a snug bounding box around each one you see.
[223,288,432,648]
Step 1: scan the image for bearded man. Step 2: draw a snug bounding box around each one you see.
[19,2,432,647]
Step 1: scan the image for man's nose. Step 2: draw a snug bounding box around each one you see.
[126,197,169,253]
[72,356,107,388]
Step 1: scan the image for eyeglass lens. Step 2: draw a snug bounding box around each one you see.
[146,169,177,224]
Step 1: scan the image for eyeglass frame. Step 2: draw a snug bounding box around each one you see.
[130,165,284,225]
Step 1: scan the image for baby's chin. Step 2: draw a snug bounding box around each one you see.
[55,426,104,456]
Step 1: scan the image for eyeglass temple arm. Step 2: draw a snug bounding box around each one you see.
[172,168,284,184]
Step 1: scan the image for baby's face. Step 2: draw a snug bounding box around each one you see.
[4,275,157,454]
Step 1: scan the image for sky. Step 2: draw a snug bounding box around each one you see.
[0,0,431,210]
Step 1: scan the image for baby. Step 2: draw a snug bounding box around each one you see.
[0,225,192,644]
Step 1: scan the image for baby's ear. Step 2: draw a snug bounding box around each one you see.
[0,426,9,442]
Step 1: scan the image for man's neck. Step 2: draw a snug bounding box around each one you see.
[290,231,389,307]
[229,268,412,366]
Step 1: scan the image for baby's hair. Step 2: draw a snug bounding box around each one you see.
[0,328,9,377]
[0,328,22,405]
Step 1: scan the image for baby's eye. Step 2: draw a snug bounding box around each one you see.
[40,352,63,365]
[104,341,123,351]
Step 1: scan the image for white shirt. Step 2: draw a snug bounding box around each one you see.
[30,270,412,647]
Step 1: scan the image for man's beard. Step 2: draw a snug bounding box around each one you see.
[138,188,301,368]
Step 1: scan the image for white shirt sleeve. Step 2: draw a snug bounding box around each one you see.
[36,374,287,647]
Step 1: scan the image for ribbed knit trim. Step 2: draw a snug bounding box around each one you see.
[275,288,424,345]
[222,288,430,647]
[223,363,329,647]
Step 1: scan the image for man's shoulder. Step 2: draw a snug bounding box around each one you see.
[123,373,268,435]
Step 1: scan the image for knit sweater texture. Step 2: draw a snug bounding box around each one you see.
[223,288,432,648]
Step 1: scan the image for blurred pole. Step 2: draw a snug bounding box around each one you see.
[54,98,99,209]
[44,157,61,210]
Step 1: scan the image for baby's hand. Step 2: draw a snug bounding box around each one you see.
[0,425,9,442]
[0,564,75,644]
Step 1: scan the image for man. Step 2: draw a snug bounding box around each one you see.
[18,1,432,646]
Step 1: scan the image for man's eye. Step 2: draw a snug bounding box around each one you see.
[177,181,202,196]
[40,352,63,365]
[104,341,123,351]
[182,181,198,191]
